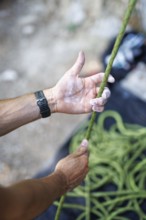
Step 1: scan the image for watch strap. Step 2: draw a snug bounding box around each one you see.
[35,90,51,118]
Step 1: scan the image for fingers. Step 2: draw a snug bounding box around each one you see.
[75,139,88,157]
[90,72,115,85]
[102,86,111,99]
[90,87,111,112]
[69,51,85,75]
[56,139,89,192]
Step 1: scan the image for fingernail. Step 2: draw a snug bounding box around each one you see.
[81,139,88,147]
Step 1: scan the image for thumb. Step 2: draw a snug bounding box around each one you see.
[75,139,88,157]
[69,51,85,75]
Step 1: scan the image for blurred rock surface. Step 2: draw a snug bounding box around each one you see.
[0,0,146,185]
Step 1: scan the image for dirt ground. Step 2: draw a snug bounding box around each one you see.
[0,0,146,186]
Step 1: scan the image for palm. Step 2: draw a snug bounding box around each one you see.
[53,51,114,114]
[56,75,97,113]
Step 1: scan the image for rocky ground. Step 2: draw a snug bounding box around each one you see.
[0,0,146,186]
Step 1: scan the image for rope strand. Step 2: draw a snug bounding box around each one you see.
[85,0,138,140]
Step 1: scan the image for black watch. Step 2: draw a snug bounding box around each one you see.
[35,90,51,118]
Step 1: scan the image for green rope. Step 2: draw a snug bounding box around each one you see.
[85,0,137,140]
[67,110,146,219]
[54,0,138,219]
[85,0,137,219]
[54,195,66,220]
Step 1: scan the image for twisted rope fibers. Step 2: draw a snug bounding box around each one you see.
[55,0,138,219]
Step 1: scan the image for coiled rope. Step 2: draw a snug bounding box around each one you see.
[55,110,146,219]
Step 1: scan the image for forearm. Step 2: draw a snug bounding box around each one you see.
[0,89,56,136]
[0,171,67,220]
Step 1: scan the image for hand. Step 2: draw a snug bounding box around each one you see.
[55,139,88,191]
[52,51,115,114]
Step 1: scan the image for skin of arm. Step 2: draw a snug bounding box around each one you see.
[0,51,114,218]
[0,140,88,220]
[0,172,66,220]
[0,51,114,136]
[0,89,55,136]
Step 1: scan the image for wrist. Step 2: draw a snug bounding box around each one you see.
[41,170,68,195]
[53,170,68,193]
[43,88,57,114]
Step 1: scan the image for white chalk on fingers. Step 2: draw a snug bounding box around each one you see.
[102,87,111,99]
[108,75,115,83]
[90,99,98,106]
[81,139,88,148]
[90,97,106,106]
[92,105,104,112]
